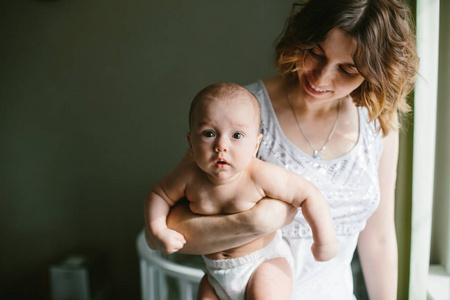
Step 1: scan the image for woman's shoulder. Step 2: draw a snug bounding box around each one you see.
[355,105,384,162]
[262,76,284,97]
[246,76,286,109]
[262,76,282,86]
[245,79,263,95]
[245,76,282,95]
[357,105,381,137]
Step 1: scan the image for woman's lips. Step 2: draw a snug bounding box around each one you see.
[305,75,332,94]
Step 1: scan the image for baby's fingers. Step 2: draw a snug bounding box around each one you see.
[162,231,186,254]
[164,240,185,254]
[175,232,187,244]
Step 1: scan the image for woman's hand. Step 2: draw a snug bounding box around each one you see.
[247,198,298,234]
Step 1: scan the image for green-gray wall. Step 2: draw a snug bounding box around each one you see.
[0,0,291,299]
[0,0,419,299]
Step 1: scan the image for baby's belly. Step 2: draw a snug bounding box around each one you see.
[205,231,277,260]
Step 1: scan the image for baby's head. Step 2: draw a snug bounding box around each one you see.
[188,82,261,132]
[187,82,263,179]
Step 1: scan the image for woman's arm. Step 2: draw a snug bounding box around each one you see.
[357,131,399,299]
[166,198,297,255]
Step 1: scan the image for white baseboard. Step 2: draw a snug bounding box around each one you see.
[427,265,450,300]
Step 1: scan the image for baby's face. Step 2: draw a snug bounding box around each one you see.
[187,96,262,182]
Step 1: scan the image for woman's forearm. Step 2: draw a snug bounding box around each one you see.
[358,227,398,299]
[166,201,258,254]
[357,131,399,299]
[166,198,297,255]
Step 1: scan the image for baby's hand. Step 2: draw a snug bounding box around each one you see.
[311,241,339,261]
[153,228,186,255]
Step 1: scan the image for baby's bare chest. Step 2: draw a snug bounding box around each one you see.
[186,180,264,215]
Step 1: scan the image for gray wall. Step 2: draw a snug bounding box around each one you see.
[0,0,292,299]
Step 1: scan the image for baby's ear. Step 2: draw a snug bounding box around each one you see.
[186,132,193,154]
[254,133,263,157]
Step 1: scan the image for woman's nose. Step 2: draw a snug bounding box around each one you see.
[313,63,333,86]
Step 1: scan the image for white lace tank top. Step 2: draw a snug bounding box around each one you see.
[246,80,383,299]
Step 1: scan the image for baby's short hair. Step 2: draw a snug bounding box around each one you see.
[188,82,261,130]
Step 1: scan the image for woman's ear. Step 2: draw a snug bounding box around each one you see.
[254,133,263,157]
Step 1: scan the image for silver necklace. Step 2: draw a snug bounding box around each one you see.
[287,86,341,160]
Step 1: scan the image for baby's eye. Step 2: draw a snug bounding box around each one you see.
[202,131,215,138]
[232,132,244,139]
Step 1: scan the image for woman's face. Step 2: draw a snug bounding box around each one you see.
[296,28,365,105]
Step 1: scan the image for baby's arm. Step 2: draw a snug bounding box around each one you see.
[145,166,192,254]
[253,159,338,261]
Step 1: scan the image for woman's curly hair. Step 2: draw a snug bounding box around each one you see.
[276,0,419,135]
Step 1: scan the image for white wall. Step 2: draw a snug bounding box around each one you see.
[431,0,450,271]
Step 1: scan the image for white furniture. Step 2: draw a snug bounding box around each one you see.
[136,230,204,300]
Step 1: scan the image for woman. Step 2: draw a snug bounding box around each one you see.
[160,0,419,298]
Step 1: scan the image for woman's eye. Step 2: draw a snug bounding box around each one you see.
[340,66,358,77]
[340,67,352,76]
[232,132,244,139]
[202,131,215,138]
[308,48,324,60]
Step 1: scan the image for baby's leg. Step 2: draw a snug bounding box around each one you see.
[197,274,219,300]
[245,257,293,300]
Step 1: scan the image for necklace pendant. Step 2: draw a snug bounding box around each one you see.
[313,150,323,160]
[287,85,341,162]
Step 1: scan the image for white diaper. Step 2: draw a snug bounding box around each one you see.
[202,231,294,300]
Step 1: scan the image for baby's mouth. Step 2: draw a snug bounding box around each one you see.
[216,158,229,166]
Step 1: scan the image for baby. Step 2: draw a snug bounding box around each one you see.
[145,82,338,300]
